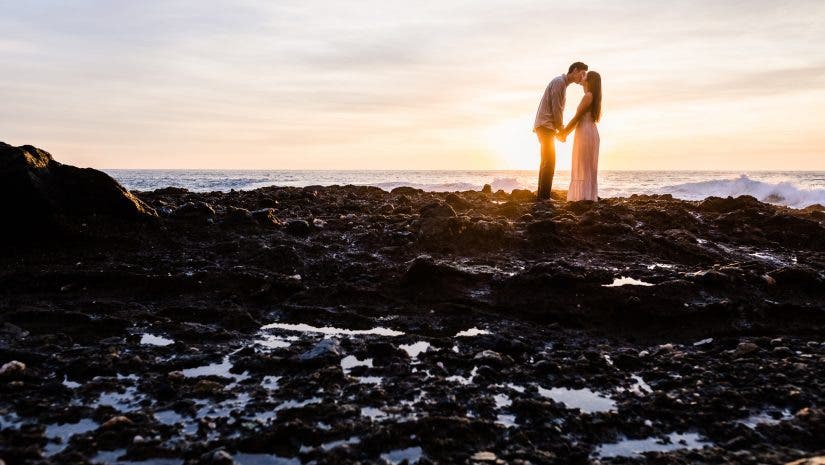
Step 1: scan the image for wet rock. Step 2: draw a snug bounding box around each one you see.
[193,379,225,395]
[471,451,498,461]
[473,350,511,366]
[391,186,423,196]
[420,202,456,218]
[377,203,395,214]
[526,219,557,240]
[481,184,492,194]
[252,208,282,226]
[0,322,29,340]
[0,141,156,238]
[174,201,216,219]
[223,206,256,225]
[510,189,535,202]
[733,342,760,357]
[198,448,237,465]
[101,415,134,429]
[698,195,763,213]
[768,266,824,291]
[285,219,311,236]
[299,339,342,361]
[446,193,472,211]
[0,360,25,376]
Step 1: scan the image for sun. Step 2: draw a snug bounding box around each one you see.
[485,116,572,170]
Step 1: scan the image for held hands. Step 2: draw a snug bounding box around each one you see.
[555,129,568,142]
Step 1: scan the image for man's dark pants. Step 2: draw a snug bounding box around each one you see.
[535,126,556,200]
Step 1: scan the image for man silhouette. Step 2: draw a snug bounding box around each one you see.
[533,61,588,200]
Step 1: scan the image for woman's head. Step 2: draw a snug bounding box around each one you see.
[585,71,602,122]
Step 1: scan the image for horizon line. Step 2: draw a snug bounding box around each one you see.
[99,168,825,173]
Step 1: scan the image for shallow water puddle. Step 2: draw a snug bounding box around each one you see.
[380,446,424,464]
[262,375,281,390]
[300,436,362,453]
[495,414,517,428]
[259,322,404,337]
[0,412,21,430]
[254,334,293,350]
[340,355,382,384]
[446,366,479,385]
[594,432,709,458]
[62,376,82,389]
[341,355,373,372]
[43,418,99,456]
[91,449,183,465]
[537,386,616,413]
[399,341,433,358]
[628,375,653,396]
[493,393,512,409]
[602,277,654,287]
[361,406,389,421]
[736,409,793,428]
[455,327,491,337]
[181,356,250,384]
[140,333,175,347]
[94,386,142,412]
[232,453,301,465]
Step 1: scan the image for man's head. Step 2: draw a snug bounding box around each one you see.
[567,62,588,85]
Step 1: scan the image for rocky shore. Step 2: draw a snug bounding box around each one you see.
[1,142,824,465]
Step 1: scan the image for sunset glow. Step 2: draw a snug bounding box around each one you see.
[1,1,824,170]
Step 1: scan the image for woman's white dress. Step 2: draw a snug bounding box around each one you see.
[567,111,600,201]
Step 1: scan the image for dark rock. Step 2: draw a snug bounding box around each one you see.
[445,193,472,210]
[510,189,536,202]
[223,206,256,225]
[698,195,763,213]
[768,266,824,291]
[377,204,395,214]
[481,184,492,194]
[420,202,456,218]
[285,219,311,236]
[251,208,282,226]
[0,141,156,237]
[174,201,216,219]
[391,186,423,196]
[299,339,342,361]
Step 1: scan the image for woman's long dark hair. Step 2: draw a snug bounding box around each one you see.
[587,71,602,122]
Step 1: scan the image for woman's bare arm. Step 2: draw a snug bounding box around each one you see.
[562,92,593,136]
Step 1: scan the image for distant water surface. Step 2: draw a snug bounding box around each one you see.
[104,170,825,209]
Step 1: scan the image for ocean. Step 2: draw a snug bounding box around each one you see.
[103,170,825,209]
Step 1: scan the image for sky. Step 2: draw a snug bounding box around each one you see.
[1,0,824,170]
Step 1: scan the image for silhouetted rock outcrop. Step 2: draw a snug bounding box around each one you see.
[0,142,156,237]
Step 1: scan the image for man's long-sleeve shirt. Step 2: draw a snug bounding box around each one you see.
[533,74,567,132]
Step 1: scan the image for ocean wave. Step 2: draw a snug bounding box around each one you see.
[661,174,825,208]
[366,177,530,193]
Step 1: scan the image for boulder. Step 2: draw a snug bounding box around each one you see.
[0,142,156,237]
[222,206,256,225]
[445,193,472,210]
[391,186,423,196]
[481,184,493,194]
[251,208,282,227]
[510,189,536,202]
[419,202,456,218]
[285,219,311,236]
[173,201,216,220]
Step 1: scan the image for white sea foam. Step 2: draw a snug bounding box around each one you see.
[661,174,825,208]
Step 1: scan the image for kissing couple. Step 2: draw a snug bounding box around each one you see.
[533,61,603,202]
